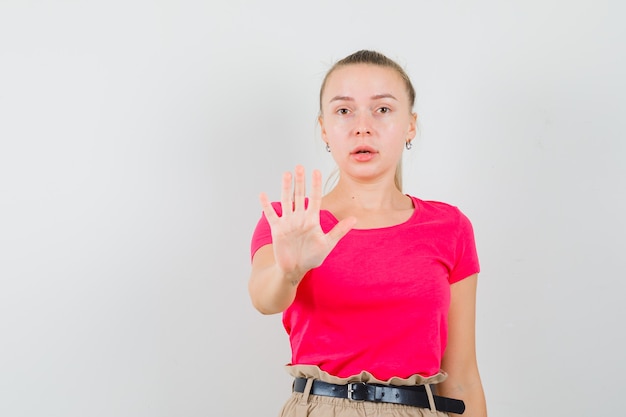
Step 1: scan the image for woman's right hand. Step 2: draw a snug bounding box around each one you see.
[259,165,356,283]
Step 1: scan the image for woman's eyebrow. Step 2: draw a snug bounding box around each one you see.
[371,93,398,101]
[328,93,398,103]
[329,95,353,103]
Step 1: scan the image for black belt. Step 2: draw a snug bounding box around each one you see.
[293,377,465,414]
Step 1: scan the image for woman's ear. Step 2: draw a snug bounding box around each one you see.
[408,112,418,140]
[318,115,327,141]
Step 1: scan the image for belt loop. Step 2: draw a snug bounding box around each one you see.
[424,384,437,413]
[295,378,314,417]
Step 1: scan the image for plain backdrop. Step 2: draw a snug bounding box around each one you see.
[1,1,624,416]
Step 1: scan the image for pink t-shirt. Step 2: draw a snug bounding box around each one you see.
[250,195,480,380]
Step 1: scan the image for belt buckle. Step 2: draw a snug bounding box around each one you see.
[347,382,366,401]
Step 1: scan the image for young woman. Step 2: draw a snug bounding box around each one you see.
[249,50,487,417]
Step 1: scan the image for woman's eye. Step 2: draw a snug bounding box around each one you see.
[337,108,349,115]
[378,107,390,113]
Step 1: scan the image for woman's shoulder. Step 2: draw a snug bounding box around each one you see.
[408,195,475,227]
[408,196,476,242]
[409,195,463,215]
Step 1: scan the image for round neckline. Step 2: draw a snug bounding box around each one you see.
[321,195,421,232]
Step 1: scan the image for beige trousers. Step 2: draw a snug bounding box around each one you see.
[278,365,450,417]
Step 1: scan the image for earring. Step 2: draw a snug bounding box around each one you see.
[325,143,331,152]
[405,141,413,150]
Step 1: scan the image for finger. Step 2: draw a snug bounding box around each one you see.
[280,171,293,216]
[307,169,323,214]
[293,165,306,212]
[259,192,279,224]
[326,216,357,247]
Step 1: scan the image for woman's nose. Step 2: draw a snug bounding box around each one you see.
[354,114,372,136]
[356,127,371,136]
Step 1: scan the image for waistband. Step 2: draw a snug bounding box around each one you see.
[293,377,465,414]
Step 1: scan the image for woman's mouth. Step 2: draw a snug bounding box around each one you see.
[351,147,378,161]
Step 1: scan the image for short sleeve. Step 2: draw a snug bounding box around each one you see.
[250,202,282,262]
[448,209,480,284]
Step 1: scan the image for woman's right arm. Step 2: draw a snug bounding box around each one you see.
[248,166,355,315]
[248,244,305,315]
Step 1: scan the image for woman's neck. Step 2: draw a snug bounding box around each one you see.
[323,178,408,211]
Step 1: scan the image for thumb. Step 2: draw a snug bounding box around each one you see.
[326,216,357,247]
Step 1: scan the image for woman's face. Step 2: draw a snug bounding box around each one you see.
[319,64,417,184]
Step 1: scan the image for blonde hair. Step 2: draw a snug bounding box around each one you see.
[319,50,415,192]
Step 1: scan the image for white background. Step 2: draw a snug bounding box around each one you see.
[1,1,624,416]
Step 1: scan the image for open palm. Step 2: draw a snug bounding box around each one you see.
[259,166,356,276]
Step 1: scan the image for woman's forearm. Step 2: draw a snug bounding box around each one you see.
[248,262,304,315]
[438,372,487,417]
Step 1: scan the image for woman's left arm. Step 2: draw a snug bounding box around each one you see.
[438,273,487,417]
